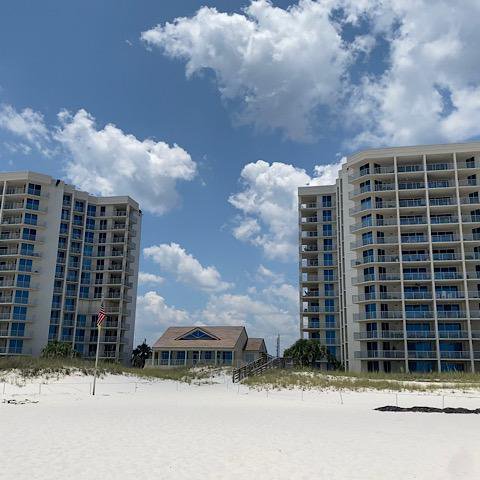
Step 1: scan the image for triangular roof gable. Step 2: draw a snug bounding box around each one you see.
[175,327,220,341]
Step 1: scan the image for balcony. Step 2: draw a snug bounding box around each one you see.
[439,351,471,359]
[300,203,318,209]
[301,216,318,224]
[354,350,405,359]
[352,254,400,266]
[354,331,404,340]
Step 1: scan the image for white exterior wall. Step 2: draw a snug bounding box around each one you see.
[0,171,141,363]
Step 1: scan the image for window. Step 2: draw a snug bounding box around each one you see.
[74,201,84,213]
[82,258,92,271]
[20,243,34,256]
[27,183,41,196]
[100,206,106,216]
[58,237,67,249]
[325,284,335,296]
[22,228,36,241]
[77,315,87,327]
[48,325,58,340]
[322,195,332,208]
[325,315,336,327]
[19,259,32,272]
[83,244,93,257]
[73,215,83,226]
[86,218,95,230]
[97,246,106,257]
[80,286,90,299]
[64,299,75,312]
[11,323,25,337]
[361,197,372,210]
[52,295,62,309]
[323,224,333,236]
[323,269,334,281]
[50,310,60,322]
[84,231,94,243]
[13,306,27,320]
[14,290,29,304]
[16,274,30,288]
[322,210,332,222]
[323,238,333,251]
[99,232,107,244]
[9,339,23,354]
[87,204,96,217]
[72,228,82,240]
[63,195,71,206]
[325,299,335,312]
[26,198,40,211]
[94,287,103,298]
[326,330,336,344]
[179,329,217,341]
[99,219,107,230]
[323,253,333,266]
[24,213,37,225]
[59,223,69,235]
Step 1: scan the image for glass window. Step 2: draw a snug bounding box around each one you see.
[86,218,95,230]
[323,224,333,236]
[84,231,94,243]
[26,198,39,210]
[80,286,90,299]
[27,183,41,196]
[16,274,30,288]
[322,210,332,222]
[87,204,96,217]
[22,228,36,241]
[19,258,32,272]
[323,253,333,266]
[11,323,25,337]
[322,195,332,208]
[14,290,29,304]
[20,243,34,256]
[74,201,84,213]
[24,213,38,225]
[9,339,23,354]
[325,299,335,312]
[13,306,27,320]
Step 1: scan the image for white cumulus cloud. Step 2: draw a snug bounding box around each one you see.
[141,0,357,141]
[0,104,51,154]
[135,291,190,343]
[143,242,232,292]
[138,272,165,286]
[56,109,197,215]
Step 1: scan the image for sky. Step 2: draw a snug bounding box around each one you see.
[1,0,480,352]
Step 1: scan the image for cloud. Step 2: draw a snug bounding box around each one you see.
[135,291,190,343]
[142,0,480,146]
[55,109,196,215]
[256,264,285,284]
[346,0,480,146]
[198,291,297,348]
[0,104,51,154]
[138,272,165,286]
[143,242,233,292]
[229,158,344,261]
[141,0,358,141]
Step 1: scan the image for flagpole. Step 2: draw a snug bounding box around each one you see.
[92,322,101,396]
[92,296,104,396]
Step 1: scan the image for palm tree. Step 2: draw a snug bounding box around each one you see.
[131,340,152,368]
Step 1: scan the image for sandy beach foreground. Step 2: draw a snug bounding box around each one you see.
[1,373,479,480]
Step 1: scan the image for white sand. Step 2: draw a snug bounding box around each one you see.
[1,373,479,479]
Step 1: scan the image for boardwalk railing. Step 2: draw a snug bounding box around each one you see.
[232,355,296,383]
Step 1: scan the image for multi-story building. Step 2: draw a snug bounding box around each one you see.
[299,142,480,373]
[0,171,141,363]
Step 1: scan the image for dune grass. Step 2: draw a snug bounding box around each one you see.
[0,357,222,383]
[243,368,480,392]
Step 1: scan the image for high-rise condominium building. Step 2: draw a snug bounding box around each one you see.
[0,171,141,363]
[299,142,480,373]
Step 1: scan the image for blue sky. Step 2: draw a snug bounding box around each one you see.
[1,0,480,351]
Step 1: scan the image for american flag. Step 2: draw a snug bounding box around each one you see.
[97,302,106,327]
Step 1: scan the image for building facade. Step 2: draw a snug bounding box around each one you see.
[149,326,267,368]
[0,171,141,362]
[299,142,480,373]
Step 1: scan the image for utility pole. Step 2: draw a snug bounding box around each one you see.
[276,333,280,358]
